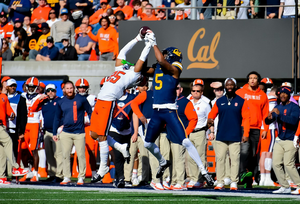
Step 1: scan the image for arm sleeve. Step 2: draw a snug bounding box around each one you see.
[184,101,198,135]
[262,96,270,131]
[208,102,219,120]
[30,98,45,112]
[278,105,300,126]
[16,96,27,135]
[242,100,250,137]
[131,91,147,119]
[53,102,62,135]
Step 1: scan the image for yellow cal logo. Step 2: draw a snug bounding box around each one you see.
[173,49,181,57]
[187,28,220,69]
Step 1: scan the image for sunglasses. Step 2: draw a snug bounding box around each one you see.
[49,12,55,14]
[46,88,56,93]
[176,87,180,90]
[158,10,165,13]
[192,90,202,93]
[215,88,223,92]
[100,2,107,4]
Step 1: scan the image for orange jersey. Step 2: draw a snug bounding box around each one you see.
[236,84,269,131]
[87,26,119,56]
[0,93,14,127]
[141,14,158,21]
[89,5,111,25]
[31,6,52,24]
[0,22,13,38]
[114,5,133,20]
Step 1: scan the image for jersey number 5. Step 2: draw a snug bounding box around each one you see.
[107,71,126,84]
[155,73,163,90]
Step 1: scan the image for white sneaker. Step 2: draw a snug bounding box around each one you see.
[224,177,231,185]
[132,177,140,186]
[77,177,84,185]
[60,177,71,185]
[172,183,187,191]
[163,181,172,190]
[259,179,265,186]
[98,165,110,177]
[291,187,300,195]
[26,171,34,179]
[230,182,238,190]
[273,187,291,194]
[214,183,225,190]
[252,180,258,186]
[150,181,164,190]
[264,178,275,186]
[187,180,203,188]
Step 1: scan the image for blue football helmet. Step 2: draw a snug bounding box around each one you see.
[162,47,182,64]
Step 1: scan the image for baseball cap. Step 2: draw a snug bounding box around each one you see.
[46,84,56,90]
[61,8,68,15]
[40,82,46,89]
[0,11,7,18]
[41,22,49,29]
[100,0,108,3]
[281,82,292,87]
[46,36,54,43]
[210,81,223,89]
[30,23,39,29]
[1,76,11,83]
[14,18,21,23]
[193,79,204,86]
[6,79,17,87]
[261,77,273,84]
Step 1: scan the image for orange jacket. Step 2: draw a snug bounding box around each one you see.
[89,5,112,25]
[236,84,269,131]
[114,5,133,20]
[141,14,158,21]
[183,100,198,135]
[31,6,52,24]
[87,26,119,57]
[0,93,14,127]
[0,22,13,38]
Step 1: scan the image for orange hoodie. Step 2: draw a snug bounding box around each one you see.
[236,84,269,131]
[0,93,14,127]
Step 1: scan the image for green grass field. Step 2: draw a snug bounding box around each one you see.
[0,187,299,204]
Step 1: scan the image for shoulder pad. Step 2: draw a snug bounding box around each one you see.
[172,61,183,72]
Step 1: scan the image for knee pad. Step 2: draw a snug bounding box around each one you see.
[182,138,192,148]
[265,158,272,171]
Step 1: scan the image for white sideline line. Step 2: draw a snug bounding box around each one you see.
[0,184,300,200]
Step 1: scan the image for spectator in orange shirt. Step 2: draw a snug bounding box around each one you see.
[156,6,167,20]
[175,9,188,20]
[87,16,118,61]
[75,15,92,39]
[89,0,111,25]
[31,0,52,26]
[140,3,157,21]
[114,0,133,20]
[0,12,13,39]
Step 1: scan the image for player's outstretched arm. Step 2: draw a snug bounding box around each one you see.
[133,42,152,73]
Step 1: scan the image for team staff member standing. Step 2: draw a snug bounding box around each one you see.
[266,87,300,194]
[87,16,118,61]
[208,78,250,191]
[187,79,211,189]
[53,81,92,185]
[30,84,63,182]
[236,71,269,187]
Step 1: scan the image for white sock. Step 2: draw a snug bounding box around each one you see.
[107,135,122,151]
[260,173,266,180]
[265,173,271,179]
[144,141,166,166]
[132,169,138,178]
[139,44,151,62]
[38,149,46,168]
[182,138,207,174]
[118,38,138,60]
[98,141,109,171]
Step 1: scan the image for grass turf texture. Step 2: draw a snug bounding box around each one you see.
[0,188,298,204]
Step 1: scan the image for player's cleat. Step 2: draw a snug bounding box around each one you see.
[214,183,225,190]
[60,177,71,185]
[150,181,164,190]
[113,179,125,188]
[120,143,130,164]
[91,165,109,183]
[172,184,187,191]
[187,180,203,188]
[163,181,172,190]
[12,167,29,177]
[224,177,231,186]
[156,160,171,178]
[291,187,300,195]
[125,181,133,187]
[38,167,48,178]
[0,178,10,185]
[203,173,214,187]
[77,177,84,185]
[230,182,238,191]
[30,175,38,182]
[132,177,140,186]
[272,187,291,194]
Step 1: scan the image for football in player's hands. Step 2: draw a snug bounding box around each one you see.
[139,26,151,38]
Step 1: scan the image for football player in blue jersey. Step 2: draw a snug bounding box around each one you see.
[142,31,214,186]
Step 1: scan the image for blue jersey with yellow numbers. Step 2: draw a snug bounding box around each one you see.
[152,62,183,106]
